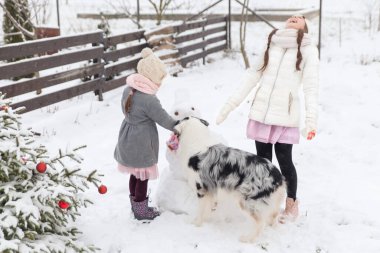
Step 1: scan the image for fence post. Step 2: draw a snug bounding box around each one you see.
[202,20,206,65]
[318,0,322,59]
[228,0,231,49]
[93,41,103,101]
[225,16,229,49]
[137,0,141,29]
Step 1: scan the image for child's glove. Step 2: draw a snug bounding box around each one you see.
[301,128,316,140]
[167,133,179,151]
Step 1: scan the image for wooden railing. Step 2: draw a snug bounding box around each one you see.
[175,16,228,67]
[0,31,105,113]
[0,16,228,113]
[102,30,148,93]
[145,15,228,68]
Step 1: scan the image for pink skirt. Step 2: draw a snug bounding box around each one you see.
[118,163,159,181]
[247,119,300,144]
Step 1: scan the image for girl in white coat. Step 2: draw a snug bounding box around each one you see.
[216,15,319,222]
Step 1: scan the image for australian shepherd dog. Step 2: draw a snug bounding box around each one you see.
[173,117,286,242]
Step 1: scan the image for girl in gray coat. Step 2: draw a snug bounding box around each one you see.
[114,48,178,220]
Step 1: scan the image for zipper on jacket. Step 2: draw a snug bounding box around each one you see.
[251,86,261,106]
[263,49,287,123]
[288,92,293,114]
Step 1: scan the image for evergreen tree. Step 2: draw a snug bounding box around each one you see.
[2,0,34,44]
[0,93,105,252]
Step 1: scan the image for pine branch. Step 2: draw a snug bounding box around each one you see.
[0,2,36,40]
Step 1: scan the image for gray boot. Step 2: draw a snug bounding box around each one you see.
[131,198,160,220]
[129,195,157,212]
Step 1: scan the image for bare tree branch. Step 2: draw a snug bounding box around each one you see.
[240,0,250,68]
[148,0,159,15]
[148,0,173,25]
[106,0,142,28]
[29,0,51,25]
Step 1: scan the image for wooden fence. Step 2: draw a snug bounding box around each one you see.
[144,16,227,68]
[0,16,228,113]
[175,16,228,67]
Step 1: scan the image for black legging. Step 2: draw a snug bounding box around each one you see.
[129,175,148,202]
[255,141,297,200]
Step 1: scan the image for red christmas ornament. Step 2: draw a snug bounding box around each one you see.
[98,185,107,194]
[58,200,70,209]
[36,162,47,173]
[0,105,8,111]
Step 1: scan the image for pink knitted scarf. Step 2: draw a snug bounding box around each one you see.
[126,73,159,95]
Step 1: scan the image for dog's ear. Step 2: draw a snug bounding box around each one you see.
[195,117,209,127]
[199,118,209,127]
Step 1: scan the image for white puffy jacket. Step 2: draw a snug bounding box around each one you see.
[226,44,319,131]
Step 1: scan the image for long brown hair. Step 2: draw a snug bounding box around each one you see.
[124,89,135,113]
[259,20,309,72]
[258,29,278,72]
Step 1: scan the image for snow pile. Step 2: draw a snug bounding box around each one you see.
[155,88,202,215]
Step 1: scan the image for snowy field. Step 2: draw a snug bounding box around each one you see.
[2,0,380,252]
[18,30,380,253]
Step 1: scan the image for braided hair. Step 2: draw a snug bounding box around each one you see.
[295,29,304,71]
[124,88,136,113]
[258,29,278,72]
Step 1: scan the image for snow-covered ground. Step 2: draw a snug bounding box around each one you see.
[17,29,380,253]
[2,0,380,252]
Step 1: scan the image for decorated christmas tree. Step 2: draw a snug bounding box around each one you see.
[0,93,107,252]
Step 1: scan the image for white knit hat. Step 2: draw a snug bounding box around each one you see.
[137,48,167,85]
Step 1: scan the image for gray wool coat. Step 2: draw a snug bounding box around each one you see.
[114,87,177,168]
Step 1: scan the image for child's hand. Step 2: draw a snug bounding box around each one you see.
[167,133,179,151]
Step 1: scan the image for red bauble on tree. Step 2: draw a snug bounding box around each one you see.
[36,162,47,173]
[98,185,107,194]
[0,105,8,111]
[58,200,70,209]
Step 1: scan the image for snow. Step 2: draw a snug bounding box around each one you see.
[2,0,380,252]
[16,43,380,253]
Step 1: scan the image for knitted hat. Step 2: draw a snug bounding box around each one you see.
[137,48,167,85]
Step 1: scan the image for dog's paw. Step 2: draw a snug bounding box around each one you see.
[239,235,255,243]
[191,218,203,227]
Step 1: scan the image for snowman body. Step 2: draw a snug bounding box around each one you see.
[156,89,201,215]
[156,89,227,215]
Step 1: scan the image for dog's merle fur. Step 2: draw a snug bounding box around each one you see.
[174,117,286,243]
[188,144,283,203]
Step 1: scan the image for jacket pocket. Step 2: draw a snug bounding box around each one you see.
[288,92,293,115]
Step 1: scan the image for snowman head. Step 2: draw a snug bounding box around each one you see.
[170,89,201,121]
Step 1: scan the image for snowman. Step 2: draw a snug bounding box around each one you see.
[155,89,202,215]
